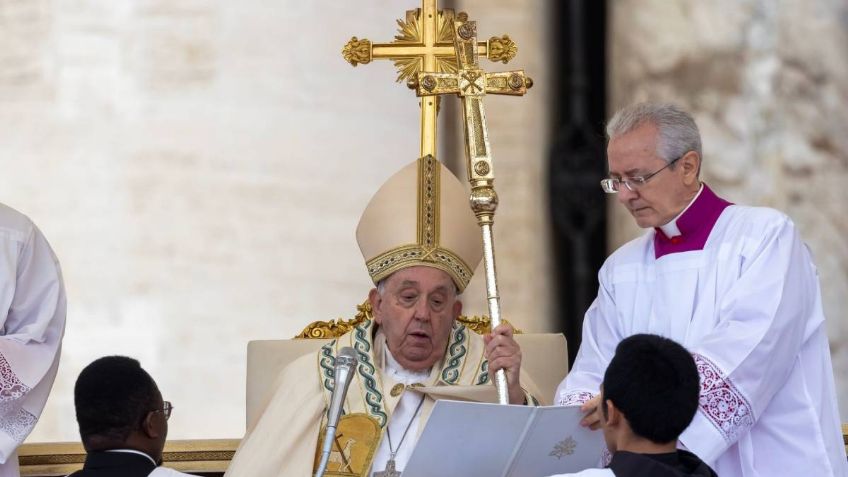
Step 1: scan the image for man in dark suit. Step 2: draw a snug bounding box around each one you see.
[68,356,193,477]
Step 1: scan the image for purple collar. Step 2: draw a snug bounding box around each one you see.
[653,184,732,259]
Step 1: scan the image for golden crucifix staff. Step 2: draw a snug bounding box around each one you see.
[409,19,532,405]
[343,1,531,405]
[342,0,517,157]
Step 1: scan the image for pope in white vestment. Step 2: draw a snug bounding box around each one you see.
[557,103,848,477]
[225,156,541,477]
[0,203,66,477]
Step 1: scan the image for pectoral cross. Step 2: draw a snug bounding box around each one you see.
[373,459,401,477]
[410,18,532,405]
[342,0,518,157]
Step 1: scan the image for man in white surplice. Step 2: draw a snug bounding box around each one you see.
[556,103,847,477]
[0,203,66,477]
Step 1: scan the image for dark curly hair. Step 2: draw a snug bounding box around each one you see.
[74,356,160,447]
[601,334,700,444]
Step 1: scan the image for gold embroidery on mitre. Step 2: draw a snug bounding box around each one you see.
[314,414,381,477]
[365,244,473,290]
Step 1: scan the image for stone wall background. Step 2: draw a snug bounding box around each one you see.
[0,0,553,442]
[608,0,848,416]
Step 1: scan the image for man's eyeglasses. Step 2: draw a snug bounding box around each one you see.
[600,155,682,194]
[152,401,173,420]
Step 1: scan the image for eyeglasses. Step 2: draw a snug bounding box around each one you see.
[600,156,682,194]
[151,401,173,420]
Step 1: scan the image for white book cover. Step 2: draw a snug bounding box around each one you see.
[403,400,605,477]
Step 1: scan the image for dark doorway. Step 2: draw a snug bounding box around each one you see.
[548,0,608,368]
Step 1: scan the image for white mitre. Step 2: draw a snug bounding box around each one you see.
[356,155,483,292]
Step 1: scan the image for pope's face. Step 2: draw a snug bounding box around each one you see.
[369,266,461,372]
[607,122,697,229]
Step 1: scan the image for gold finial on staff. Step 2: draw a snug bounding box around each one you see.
[411,18,532,405]
[341,0,518,158]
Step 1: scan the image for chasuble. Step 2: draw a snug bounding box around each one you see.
[226,318,540,477]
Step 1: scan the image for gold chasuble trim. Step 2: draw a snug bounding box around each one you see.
[313,413,381,477]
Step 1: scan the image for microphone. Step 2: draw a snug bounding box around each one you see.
[314,346,358,477]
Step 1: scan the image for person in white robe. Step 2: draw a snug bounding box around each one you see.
[555,102,848,477]
[0,203,66,477]
[225,156,541,477]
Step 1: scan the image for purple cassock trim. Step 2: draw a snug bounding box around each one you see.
[653,184,732,259]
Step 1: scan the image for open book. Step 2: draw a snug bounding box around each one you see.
[403,400,605,477]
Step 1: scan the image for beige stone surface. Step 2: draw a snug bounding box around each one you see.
[609,0,848,416]
[0,0,553,442]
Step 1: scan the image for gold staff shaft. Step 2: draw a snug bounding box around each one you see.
[472,193,509,404]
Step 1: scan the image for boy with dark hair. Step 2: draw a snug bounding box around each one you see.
[69,356,194,477]
[550,334,718,477]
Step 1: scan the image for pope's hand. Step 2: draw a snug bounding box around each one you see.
[580,394,603,430]
[484,323,525,404]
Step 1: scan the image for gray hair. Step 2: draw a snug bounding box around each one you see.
[606,102,702,164]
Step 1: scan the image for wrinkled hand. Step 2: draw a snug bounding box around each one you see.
[484,323,524,404]
[580,394,602,430]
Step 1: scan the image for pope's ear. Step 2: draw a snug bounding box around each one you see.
[369,288,383,325]
[452,299,462,319]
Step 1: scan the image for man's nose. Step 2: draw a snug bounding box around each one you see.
[617,185,638,204]
[413,297,430,320]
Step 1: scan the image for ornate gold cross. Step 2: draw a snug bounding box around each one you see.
[410,21,531,185]
[342,0,518,157]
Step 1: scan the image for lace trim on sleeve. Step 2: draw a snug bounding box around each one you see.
[693,353,754,443]
[556,390,595,406]
[0,354,30,402]
[0,408,36,444]
[0,354,36,443]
